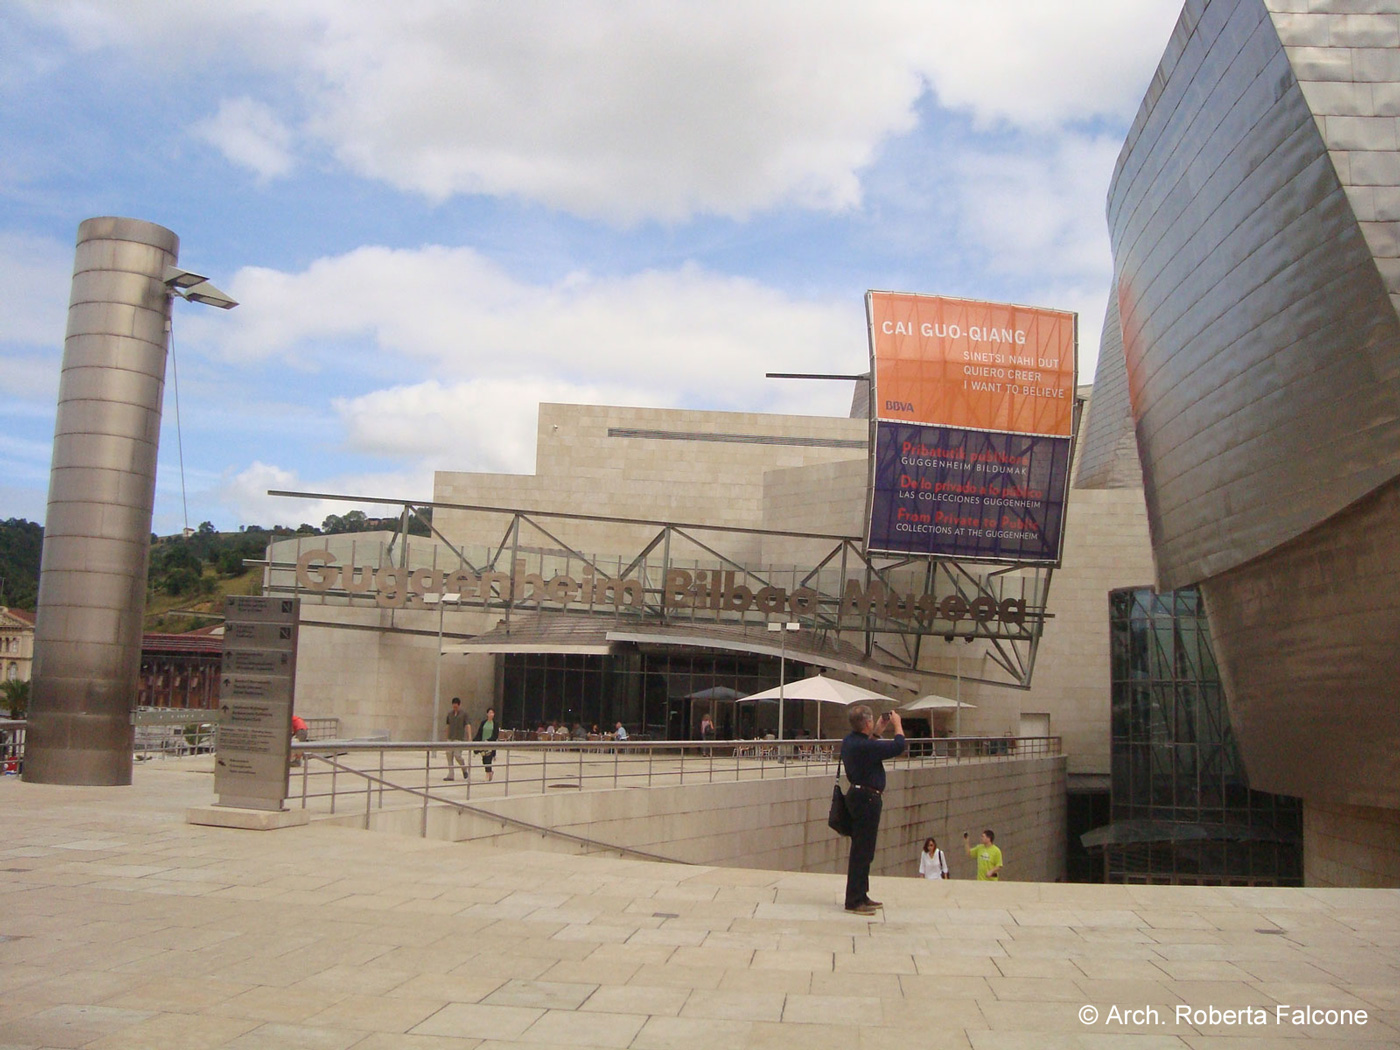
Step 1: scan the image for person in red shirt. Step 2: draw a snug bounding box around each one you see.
[290,715,308,766]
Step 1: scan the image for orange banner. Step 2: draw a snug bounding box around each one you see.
[867,292,1076,436]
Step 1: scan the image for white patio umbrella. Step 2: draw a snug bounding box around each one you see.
[737,674,900,738]
[900,694,978,712]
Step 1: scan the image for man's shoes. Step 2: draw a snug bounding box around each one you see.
[845,902,878,915]
[443,776,454,781]
[864,898,883,908]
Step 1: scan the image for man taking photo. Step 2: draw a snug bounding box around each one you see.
[840,706,906,914]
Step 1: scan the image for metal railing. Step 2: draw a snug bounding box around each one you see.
[1,719,23,774]
[290,736,1062,844]
[0,714,344,767]
[133,713,217,758]
[302,717,342,742]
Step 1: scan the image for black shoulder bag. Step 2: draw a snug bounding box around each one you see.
[827,754,852,836]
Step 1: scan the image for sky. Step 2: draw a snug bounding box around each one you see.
[0,0,1184,535]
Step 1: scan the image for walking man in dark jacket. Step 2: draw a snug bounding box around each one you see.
[444,697,471,781]
[840,705,906,914]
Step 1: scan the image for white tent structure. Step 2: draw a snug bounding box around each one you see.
[737,674,901,738]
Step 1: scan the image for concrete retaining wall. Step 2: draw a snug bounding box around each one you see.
[345,754,1067,881]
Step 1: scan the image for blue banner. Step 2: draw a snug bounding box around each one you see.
[868,422,1072,562]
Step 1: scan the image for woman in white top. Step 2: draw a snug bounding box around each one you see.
[918,837,948,879]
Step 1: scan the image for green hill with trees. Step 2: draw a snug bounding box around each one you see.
[0,508,432,629]
[0,517,43,609]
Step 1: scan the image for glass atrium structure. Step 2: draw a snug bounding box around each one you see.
[1088,587,1302,885]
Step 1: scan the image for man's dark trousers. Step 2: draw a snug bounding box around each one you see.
[844,787,882,908]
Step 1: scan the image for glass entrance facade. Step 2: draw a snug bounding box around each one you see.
[1100,587,1302,885]
[501,646,813,739]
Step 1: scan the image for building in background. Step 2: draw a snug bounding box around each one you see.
[1,607,35,684]
[1091,0,1400,885]
[137,629,223,710]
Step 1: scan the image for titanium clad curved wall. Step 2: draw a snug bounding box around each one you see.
[25,217,178,786]
[1075,297,1143,491]
[1108,0,1400,591]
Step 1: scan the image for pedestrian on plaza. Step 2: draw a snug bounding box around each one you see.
[840,706,906,914]
[444,697,471,781]
[918,837,948,879]
[964,829,1003,880]
[289,714,308,766]
[699,712,716,756]
[477,707,498,781]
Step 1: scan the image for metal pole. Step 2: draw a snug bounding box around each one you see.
[955,646,962,737]
[778,630,786,744]
[432,597,445,745]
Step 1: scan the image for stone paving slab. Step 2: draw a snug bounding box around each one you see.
[2,765,1398,1048]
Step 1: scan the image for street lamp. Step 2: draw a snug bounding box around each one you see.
[163,266,239,309]
[426,592,461,742]
[767,621,800,743]
[945,633,975,736]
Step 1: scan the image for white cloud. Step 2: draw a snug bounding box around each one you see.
[0,231,72,348]
[954,133,1123,280]
[190,246,864,417]
[920,2,1183,129]
[217,460,436,530]
[191,97,296,179]
[335,378,659,473]
[24,0,1183,223]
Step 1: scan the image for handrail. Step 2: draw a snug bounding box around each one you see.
[288,736,1062,851]
[292,735,1055,754]
[305,750,685,863]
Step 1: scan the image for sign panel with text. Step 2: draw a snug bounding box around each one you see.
[215,596,299,811]
[866,292,1077,563]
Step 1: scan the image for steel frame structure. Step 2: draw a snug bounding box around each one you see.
[266,489,1053,688]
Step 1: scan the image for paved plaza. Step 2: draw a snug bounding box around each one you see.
[2,762,1398,1049]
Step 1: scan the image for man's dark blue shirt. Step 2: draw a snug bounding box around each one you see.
[840,731,907,791]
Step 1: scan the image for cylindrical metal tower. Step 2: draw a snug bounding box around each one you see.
[24,217,179,785]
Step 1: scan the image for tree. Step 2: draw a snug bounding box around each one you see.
[1,678,28,718]
[322,510,370,534]
[0,518,43,610]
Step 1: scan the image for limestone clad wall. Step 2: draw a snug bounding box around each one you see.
[350,755,1068,883]
[291,607,497,741]
[1305,800,1400,888]
[435,403,868,567]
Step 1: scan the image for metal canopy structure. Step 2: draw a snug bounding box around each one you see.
[266,488,1058,688]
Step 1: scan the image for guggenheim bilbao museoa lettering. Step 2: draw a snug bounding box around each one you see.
[294,551,1028,631]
